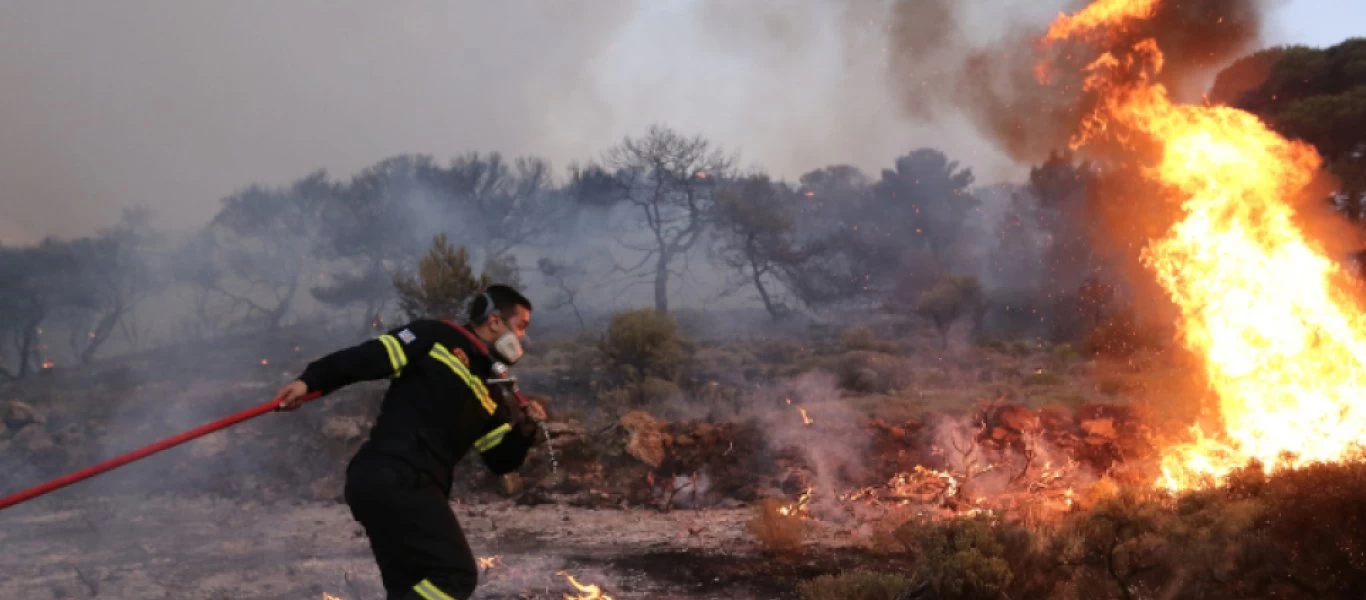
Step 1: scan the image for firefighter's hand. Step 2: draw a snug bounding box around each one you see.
[522,398,548,422]
[274,380,311,411]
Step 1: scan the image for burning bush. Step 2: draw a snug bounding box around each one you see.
[747,498,806,555]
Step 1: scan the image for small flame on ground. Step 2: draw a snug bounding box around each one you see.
[41,360,55,369]
[477,555,501,570]
[557,571,613,600]
[321,594,344,600]
[799,407,813,425]
[777,487,814,517]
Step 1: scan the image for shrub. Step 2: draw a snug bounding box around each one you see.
[893,517,1015,600]
[837,351,913,394]
[917,276,985,349]
[598,309,686,385]
[747,498,806,555]
[798,572,921,600]
[841,326,897,353]
[392,234,489,320]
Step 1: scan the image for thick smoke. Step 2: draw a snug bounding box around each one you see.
[885,0,1269,165]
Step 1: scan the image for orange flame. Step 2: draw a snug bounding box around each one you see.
[557,571,613,600]
[778,487,814,517]
[799,407,813,425]
[478,555,501,570]
[41,360,55,369]
[1046,0,1366,491]
[1044,0,1159,43]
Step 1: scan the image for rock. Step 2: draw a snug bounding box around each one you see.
[13,423,54,453]
[620,410,672,468]
[322,416,367,442]
[3,401,43,430]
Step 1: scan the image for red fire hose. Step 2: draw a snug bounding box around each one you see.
[0,390,322,511]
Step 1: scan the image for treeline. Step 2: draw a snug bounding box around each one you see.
[1,38,1360,379]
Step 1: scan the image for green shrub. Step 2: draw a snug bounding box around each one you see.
[893,517,1015,600]
[598,309,686,385]
[798,572,920,600]
[392,234,490,320]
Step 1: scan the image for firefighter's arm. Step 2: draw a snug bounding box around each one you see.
[296,319,444,395]
[476,405,540,475]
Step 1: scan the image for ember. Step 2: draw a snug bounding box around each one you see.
[557,570,613,600]
[40,360,55,369]
[477,555,500,570]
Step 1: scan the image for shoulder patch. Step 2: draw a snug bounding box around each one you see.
[397,329,417,344]
[451,347,469,366]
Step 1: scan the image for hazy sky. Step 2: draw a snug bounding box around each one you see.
[0,0,1359,244]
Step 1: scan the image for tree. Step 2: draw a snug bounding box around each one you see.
[712,175,804,320]
[602,125,734,313]
[313,156,429,331]
[870,149,978,261]
[208,171,329,329]
[392,234,490,321]
[1211,39,1366,218]
[537,257,588,330]
[0,241,74,378]
[52,209,164,364]
[916,276,984,349]
[431,152,561,260]
[166,229,229,340]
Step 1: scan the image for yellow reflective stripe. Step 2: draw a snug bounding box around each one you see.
[474,423,512,453]
[413,579,454,600]
[429,343,497,415]
[377,334,407,376]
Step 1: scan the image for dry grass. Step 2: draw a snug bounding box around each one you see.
[746,498,806,556]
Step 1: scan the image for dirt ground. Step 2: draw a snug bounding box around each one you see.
[0,493,881,600]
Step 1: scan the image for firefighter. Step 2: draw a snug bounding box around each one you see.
[273,284,545,600]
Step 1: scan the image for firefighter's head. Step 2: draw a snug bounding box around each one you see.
[470,284,532,365]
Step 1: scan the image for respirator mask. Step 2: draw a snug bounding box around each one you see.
[479,292,525,366]
[491,331,524,366]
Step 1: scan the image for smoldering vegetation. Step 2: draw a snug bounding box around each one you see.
[5,0,1366,598]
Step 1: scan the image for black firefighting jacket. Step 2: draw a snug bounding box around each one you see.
[297,318,538,494]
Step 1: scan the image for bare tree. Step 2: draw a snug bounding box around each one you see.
[712,175,804,321]
[537,257,588,330]
[602,125,734,313]
[209,171,330,329]
[434,152,560,261]
[49,208,165,365]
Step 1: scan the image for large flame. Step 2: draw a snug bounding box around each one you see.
[1046,0,1366,491]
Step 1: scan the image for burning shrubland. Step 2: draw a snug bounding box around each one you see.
[3,0,1366,598]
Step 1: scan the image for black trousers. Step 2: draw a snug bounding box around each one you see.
[345,453,477,600]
